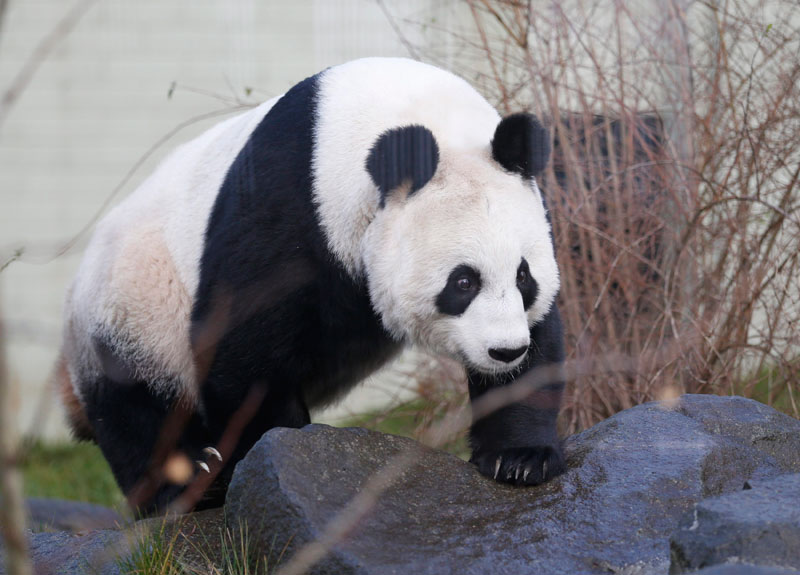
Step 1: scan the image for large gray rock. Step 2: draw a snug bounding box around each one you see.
[225,395,800,575]
[670,473,800,573]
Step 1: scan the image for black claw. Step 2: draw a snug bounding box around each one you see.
[471,445,565,486]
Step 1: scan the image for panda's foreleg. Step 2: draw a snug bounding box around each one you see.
[467,305,566,486]
[82,374,211,515]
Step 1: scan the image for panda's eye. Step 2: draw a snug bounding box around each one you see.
[437,264,481,316]
[516,257,537,311]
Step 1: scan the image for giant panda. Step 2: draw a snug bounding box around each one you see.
[56,57,565,514]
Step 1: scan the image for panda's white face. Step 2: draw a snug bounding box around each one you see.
[362,150,559,374]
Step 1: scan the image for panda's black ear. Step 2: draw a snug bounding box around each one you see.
[491,113,550,179]
[366,125,439,207]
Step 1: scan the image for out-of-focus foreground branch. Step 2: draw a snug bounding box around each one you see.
[0,6,28,575]
[0,2,101,571]
[0,1,7,34]
[0,0,99,130]
[0,302,33,575]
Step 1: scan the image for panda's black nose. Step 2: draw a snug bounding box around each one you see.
[488,346,528,363]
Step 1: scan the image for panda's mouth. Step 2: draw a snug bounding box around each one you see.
[487,353,527,374]
[459,348,528,376]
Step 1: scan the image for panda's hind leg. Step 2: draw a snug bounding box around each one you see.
[199,380,312,505]
[82,372,211,515]
[53,352,94,441]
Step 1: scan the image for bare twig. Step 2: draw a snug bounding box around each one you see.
[44,105,251,261]
[375,0,421,60]
[0,0,8,35]
[0,248,22,274]
[0,0,101,130]
[0,105,251,265]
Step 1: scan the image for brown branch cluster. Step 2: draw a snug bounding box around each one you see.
[396,0,800,432]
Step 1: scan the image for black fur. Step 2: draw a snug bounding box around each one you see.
[468,304,565,486]
[366,125,439,206]
[188,71,400,510]
[435,264,481,316]
[491,113,551,179]
[516,257,538,311]
[82,367,214,515]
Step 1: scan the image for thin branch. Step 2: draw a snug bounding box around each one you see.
[375,0,421,60]
[0,248,22,274]
[0,309,33,575]
[274,447,422,575]
[0,0,101,130]
[0,105,251,265]
[0,0,8,36]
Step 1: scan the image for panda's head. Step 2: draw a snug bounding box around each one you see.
[362,114,559,374]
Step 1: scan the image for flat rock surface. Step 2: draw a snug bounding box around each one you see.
[225,395,800,575]
[26,497,126,532]
[0,529,126,575]
[692,566,800,575]
[0,507,227,575]
[670,473,800,573]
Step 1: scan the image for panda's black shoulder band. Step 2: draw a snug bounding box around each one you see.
[366,125,439,207]
[491,113,551,179]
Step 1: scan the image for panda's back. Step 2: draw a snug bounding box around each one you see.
[63,98,279,397]
[71,58,501,334]
[124,98,282,295]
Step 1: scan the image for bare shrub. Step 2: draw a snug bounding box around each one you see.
[390,0,800,433]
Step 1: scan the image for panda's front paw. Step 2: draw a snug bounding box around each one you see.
[470,445,565,486]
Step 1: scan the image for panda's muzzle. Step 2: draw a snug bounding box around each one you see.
[488,345,528,363]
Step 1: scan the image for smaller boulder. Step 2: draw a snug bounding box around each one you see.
[693,565,799,575]
[670,473,800,573]
[26,498,125,532]
[0,529,125,575]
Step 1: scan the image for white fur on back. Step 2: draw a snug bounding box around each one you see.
[64,98,280,400]
[312,58,502,276]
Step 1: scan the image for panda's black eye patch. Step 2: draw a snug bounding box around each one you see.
[517,258,538,310]
[436,265,481,316]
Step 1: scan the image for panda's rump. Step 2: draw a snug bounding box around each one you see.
[65,217,197,406]
[102,222,197,397]
[64,101,285,415]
